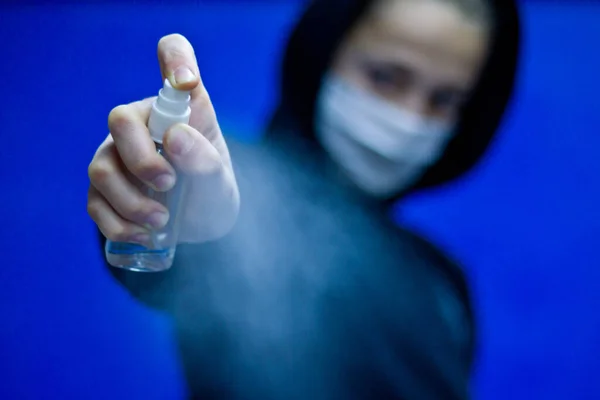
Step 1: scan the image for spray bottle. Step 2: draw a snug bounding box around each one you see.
[105,79,191,272]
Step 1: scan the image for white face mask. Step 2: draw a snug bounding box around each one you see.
[315,74,455,197]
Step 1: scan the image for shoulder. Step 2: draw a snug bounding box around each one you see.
[394,225,476,366]
[400,226,469,292]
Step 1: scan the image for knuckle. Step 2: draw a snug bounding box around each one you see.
[194,90,212,109]
[128,156,160,179]
[190,94,217,127]
[86,199,102,222]
[108,104,133,134]
[134,97,156,113]
[88,159,113,186]
[121,198,150,223]
[105,226,129,243]
[198,149,223,177]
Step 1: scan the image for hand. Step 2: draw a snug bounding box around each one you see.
[87,34,240,245]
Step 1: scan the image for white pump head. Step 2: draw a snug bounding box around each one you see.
[148,79,192,143]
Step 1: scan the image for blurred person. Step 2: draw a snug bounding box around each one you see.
[87,0,520,398]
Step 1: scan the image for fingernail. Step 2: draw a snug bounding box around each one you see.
[130,233,150,245]
[169,125,194,155]
[147,212,169,229]
[173,66,196,85]
[152,174,175,191]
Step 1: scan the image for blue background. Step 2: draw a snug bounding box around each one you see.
[0,1,598,399]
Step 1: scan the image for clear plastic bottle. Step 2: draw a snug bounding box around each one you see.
[105,79,191,272]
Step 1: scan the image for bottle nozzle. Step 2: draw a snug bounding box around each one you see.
[162,79,190,102]
[148,79,192,143]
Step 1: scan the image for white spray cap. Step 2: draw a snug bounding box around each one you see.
[148,79,192,143]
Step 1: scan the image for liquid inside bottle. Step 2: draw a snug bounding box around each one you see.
[105,144,187,272]
[104,78,190,272]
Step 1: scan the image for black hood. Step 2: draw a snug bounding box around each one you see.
[267,0,521,193]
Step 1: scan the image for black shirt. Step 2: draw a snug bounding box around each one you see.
[104,134,475,400]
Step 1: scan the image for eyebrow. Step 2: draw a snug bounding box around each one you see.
[360,59,414,77]
[356,50,475,93]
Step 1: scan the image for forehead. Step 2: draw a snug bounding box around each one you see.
[344,0,490,84]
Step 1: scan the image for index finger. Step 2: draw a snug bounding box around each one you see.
[157,34,204,97]
[157,33,231,164]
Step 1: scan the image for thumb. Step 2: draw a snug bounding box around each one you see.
[163,123,222,176]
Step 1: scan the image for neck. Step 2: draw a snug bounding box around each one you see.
[262,129,399,216]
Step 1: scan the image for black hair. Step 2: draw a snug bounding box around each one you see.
[268,0,521,192]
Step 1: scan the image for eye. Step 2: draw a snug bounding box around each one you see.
[430,90,465,113]
[366,66,396,86]
[363,64,412,97]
